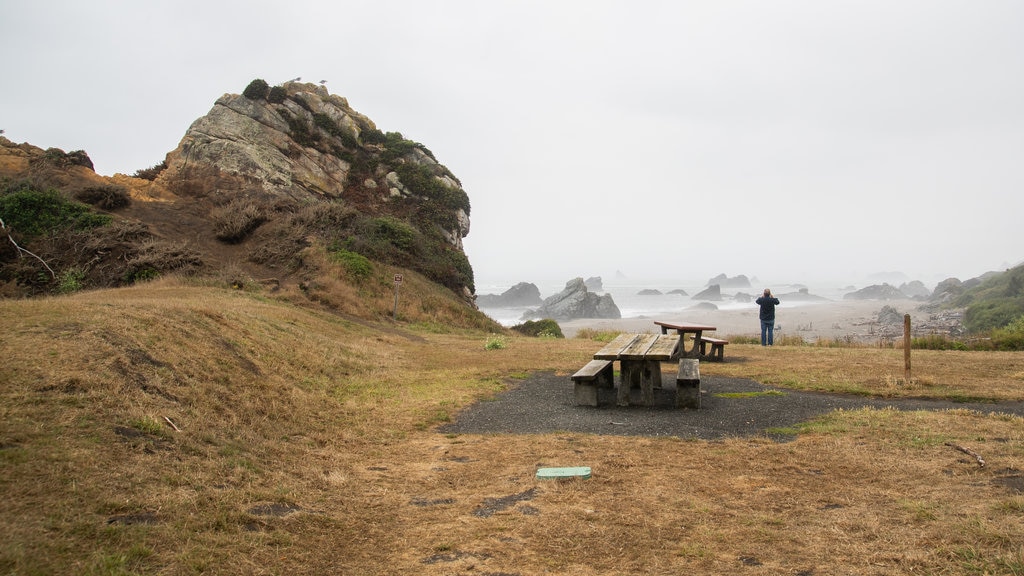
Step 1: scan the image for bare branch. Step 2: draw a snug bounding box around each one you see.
[0,216,57,279]
[946,442,986,467]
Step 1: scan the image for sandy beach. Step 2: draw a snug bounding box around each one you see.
[559,298,934,342]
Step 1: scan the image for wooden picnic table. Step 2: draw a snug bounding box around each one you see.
[593,333,680,406]
[653,321,718,359]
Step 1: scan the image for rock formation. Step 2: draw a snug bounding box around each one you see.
[522,277,621,321]
[843,284,906,300]
[778,288,828,301]
[476,282,542,307]
[584,276,603,291]
[156,80,475,298]
[692,284,723,301]
[898,280,931,299]
[0,80,478,301]
[706,273,751,289]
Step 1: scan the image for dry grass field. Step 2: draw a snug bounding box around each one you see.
[2,279,1023,575]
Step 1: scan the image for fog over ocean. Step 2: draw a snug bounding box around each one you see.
[477,279,858,327]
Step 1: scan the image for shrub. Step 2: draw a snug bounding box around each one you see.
[267,85,287,104]
[211,199,265,243]
[243,78,269,100]
[511,319,564,338]
[328,248,372,280]
[361,128,387,145]
[75,185,131,210]
[123,240,202,283]
[56,266,86,294]
[313,113,357,148]
[283,114,319,148]
[484,334,507,350]
[991,315,1024,351]
[0,186,111,238]
[132,161,167,181]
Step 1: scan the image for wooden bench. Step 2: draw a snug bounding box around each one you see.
[699,336,729,362]
[570,359,614,406]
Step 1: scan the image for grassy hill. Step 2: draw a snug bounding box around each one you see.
[3,279,1024,574]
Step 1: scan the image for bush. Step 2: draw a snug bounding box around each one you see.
[56,267,86,294]
[484,334,508,350]
[243,78,269,100]
[75,185,131,210]
[361,128,387,145]
[511,319,564,338]
[132,161,167,181]
[328,249,373,280]
[990,315,1024,351]
[211,199,265,243]
[282,113,319,148]
[313,113,357,148]
[123,240,202,283]
[267,85,287,104]
[0,185,111,238]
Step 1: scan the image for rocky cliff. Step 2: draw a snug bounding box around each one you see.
[0,79,477,300]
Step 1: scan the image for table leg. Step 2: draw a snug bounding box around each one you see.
[679,330,703,359]
[642,361,662,405]
[618,360,643,406]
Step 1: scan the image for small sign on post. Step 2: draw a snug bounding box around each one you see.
[904,314,912,385]
[393,274,403,320]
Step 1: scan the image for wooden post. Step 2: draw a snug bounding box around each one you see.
[393,274,403,320]
[903,314,911,385]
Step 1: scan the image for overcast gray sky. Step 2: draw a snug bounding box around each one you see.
[2,1,1022,290]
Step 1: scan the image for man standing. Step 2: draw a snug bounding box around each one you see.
[755,288,780,346]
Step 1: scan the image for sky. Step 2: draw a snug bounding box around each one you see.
[2,1,1022,291]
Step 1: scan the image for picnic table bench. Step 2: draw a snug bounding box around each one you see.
[698,336,729,362]
[654,320,727,361]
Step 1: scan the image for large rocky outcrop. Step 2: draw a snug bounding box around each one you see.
[523,278,621,321]
[476,282,542,307]
[157,80,475,298]
[0,80,478,301]
[161,81,469,245]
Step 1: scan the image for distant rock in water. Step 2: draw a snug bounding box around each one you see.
[733,292,753,303]
[706,274,751,289]
[668,289,688,296]
[584,276,603,291]
[778,288,828,301]
[476,282,542,307]
[637,289,662,296]
[693,284,722,301]
[690,302,719,311]
[523,277,621,321]
[843,284,906,300]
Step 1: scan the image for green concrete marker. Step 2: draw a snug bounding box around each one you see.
[536,466,591,480]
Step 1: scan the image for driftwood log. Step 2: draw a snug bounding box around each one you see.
[946,442,985,467]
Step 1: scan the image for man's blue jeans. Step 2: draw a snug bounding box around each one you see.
[760,319,774,346]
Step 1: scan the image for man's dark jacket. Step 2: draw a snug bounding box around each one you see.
[756,296,780,321]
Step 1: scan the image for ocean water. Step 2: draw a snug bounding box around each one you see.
[476,281,837,327]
